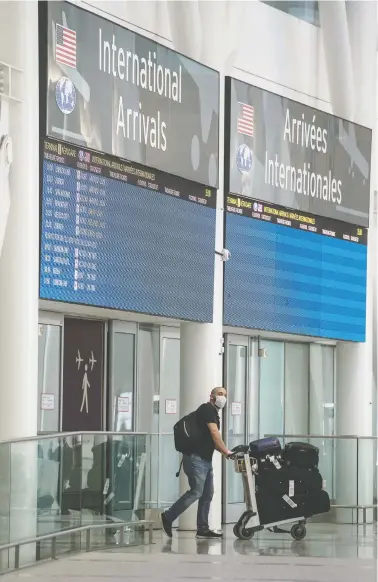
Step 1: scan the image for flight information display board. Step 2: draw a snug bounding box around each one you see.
[224,195,367,341]
[40,139,217,321]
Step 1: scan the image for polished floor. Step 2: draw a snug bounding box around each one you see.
[3,524,377,581]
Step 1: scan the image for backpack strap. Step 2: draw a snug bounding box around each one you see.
[175,458,183,478]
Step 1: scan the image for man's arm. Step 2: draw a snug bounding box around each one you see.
[207,423,231,457]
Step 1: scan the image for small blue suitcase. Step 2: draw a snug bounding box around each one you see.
[249,437,282,459]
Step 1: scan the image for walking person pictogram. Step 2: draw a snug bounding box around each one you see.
[80,363,90,414]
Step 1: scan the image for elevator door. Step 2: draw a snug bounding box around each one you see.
[223,335,258,523]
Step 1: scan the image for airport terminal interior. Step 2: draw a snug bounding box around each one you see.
[0,0,377,580]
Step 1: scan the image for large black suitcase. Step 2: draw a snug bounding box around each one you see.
[303,489,330,517]
[256,490,302,525]
[249,437,282,459]
[283,442,319,468]
[291,490,330,518]
[256,463,323,496]
[256,488,330,525]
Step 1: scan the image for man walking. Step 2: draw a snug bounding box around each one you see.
[161,387,231,539]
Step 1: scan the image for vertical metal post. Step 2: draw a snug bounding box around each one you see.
[148,522,153,545]
[356,438,360,524]
[85,529,91,552]
[119,527,124,546]
[14,545,20,570]
[51,537,57,560]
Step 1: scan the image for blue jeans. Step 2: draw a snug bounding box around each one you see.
[165,454,214,532]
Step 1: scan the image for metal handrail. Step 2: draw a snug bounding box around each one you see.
[267,434,378,440]
[0,431,148,445]
[0,518,154,571]
[265,434,360,439]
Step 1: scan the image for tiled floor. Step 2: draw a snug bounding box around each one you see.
[3,524,377,581]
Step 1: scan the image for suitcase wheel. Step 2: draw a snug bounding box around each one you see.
[291,523,306,541]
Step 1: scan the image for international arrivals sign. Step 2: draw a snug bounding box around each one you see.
[40,1,220,187]
[225,77,372,226]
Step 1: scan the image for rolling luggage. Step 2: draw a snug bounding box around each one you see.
[256,488,330,525]
[283,442,319,468]
[256,463,323,496]
[249,437,282,459]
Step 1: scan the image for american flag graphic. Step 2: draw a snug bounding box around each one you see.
[237,102,254,137]
[55,24,77,68]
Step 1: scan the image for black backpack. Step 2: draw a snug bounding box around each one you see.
[173,411,201,454]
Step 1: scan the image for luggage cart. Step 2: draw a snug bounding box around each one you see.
[232,451,307,541]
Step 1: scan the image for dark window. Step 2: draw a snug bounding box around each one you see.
[262,1,319,26]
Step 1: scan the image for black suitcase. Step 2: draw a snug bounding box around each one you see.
[256,490,302,525]
[256,488,330,525]
[249,437,282,459]
[292,490,330,518]
[283,442,319,468]
[256,463,323,496]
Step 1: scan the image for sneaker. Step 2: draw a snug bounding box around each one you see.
[160,512,172,538]
[196,529,223,539]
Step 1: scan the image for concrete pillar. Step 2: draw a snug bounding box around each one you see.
[167,0,244,532]
[318,1,354,120]
[0,0,39,439]
[319,0,377,523]
[178,320,224,532]
[0,0,39,559]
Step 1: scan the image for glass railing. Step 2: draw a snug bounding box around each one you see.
[0,431,149,570]
[266,434,378,524]
[145,433,180,513]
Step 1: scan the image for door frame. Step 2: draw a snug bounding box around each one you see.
[222,334,249,524]
[108,320,137,432]
[38,311,64,433]
[158,326,180,507]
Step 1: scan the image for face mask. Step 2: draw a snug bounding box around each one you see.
[215,395,227,409]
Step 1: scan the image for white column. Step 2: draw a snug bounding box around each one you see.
[0,0,39,557]
[318,1,354,120]
[178,320,223,532]
[319,0,377,523]
[0,0,39,439]
[167,0,243,532]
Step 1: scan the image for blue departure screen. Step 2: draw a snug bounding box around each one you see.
[224,197,367,341]
[40,139,216,321]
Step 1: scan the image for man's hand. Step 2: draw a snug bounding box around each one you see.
[207,422,230,457]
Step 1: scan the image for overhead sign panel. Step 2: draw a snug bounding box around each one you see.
[42,2,220,187]
[225,77,372,226]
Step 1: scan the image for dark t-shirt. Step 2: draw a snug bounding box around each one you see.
[192,402,220,462]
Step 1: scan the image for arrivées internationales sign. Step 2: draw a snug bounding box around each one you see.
[225,77,372,226]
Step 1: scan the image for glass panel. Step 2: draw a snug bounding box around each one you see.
[262,0,319,25]
[357,438,375,524]
[259,340,284,438]
[0,433,149,573]
[38,324,61,433]
[0,442,10,548]
[227,344,247,504]
[309,344,335,496]
[137,327,160,508]
[284,342,309,434]
[158,434,180,507]
[137,327,160,433]
[159,336,180,506]
[247,339,259,444]
[110,332,135,432]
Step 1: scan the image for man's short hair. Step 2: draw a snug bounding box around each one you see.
[211,386,225,396]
